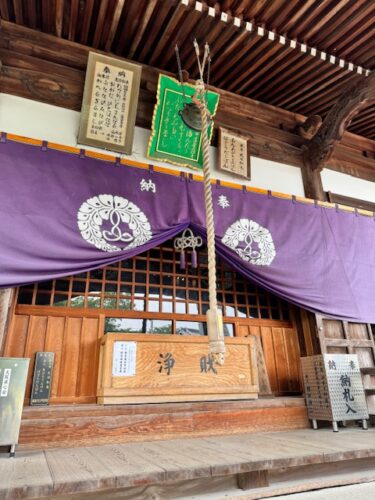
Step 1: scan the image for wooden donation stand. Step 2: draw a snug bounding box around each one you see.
[97,334,258,404]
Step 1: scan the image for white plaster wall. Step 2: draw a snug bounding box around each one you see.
[0,93,305,196]
[321,169,375,204]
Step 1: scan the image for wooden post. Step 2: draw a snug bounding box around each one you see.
[301,154,326,201]
[0,288,14,355]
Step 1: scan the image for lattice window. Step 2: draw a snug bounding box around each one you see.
[17,239,290,322]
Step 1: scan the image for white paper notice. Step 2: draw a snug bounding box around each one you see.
[112,341,137,376]
[0,368,11,397]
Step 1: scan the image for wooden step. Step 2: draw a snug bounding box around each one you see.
[19,397,309,449]
[360,367,375,375]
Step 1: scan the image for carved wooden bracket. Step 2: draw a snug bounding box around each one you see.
[297,115,322,140]
[303,71,375,172]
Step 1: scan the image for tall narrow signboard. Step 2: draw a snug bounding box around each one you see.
[0,357,29,457]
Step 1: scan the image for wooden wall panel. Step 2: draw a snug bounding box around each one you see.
[23,315,48,398]
[4,314,29,357]
[44,316,66,400]
[237,323,302,395]
[59,317,82,399]
[272,328,289,393]
[259,326,278,393]
[5,313,102,404]
[284,327,302,392]
[77,317,100,399]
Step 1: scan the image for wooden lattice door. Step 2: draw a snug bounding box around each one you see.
[316,315,375,414]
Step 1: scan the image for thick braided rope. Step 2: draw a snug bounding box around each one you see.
[198,84,217,312]
[197,83,225,360]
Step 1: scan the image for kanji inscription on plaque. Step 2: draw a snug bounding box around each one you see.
[218,127,250,179]
[78,52,141,154]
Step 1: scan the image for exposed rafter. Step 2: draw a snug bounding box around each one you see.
[0,0,374,139]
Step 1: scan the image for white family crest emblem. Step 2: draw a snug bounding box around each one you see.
[222,219,276,266]
[77,194,152,252]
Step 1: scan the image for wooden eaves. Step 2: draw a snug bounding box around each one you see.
[0,20,374,192]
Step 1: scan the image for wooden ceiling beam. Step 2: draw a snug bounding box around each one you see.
[338,27,374,61]
[297,74,361,116]
[255,0,282,24]
[278,0,316,34]
[12,0,23,24]
[158,2,204,69]
[41,0,50,33]
[244,0,268,20]
[127,0,158,59]
[236,44,295,96]
[54,0,64,37]
[332,14,374,55]
[136,1,175,63]
[190,15,240,75]
[256,57,324,103]
[305,0,359,46]
[288,0,333,40]
[218,36,271,90]
[148,0,190,67]
[303,71,375,172]
[0,0,9,20]
[251,53,309,100]
[266,1,298,30]
[297,0,350,43]
[104,0,126,52]
[347,40,375,68]
[210,26,253,81]
[68,0,79,41]
[317,2,375,53]
[92,0,109,49]
[349,106,375,127]
[79,0,94,45]
[26,0,38,30]
[247,50,303,97]
[0,19,374,181]
[232,42,286,94]
[273,64,344,108]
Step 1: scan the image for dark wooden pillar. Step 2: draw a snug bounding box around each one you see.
[0,288,14,355]
[301,159,325,201]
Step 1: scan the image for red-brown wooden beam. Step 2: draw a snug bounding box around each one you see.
[0,20,374,186]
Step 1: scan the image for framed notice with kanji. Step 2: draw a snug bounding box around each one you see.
[218,127,250,179]
[147,74,220,169]
[78,52,141,154]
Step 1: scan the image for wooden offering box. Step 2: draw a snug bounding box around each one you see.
[97,334,258,404]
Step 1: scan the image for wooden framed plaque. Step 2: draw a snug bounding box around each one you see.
[78,52,142,154]
[97,333,258,404]
[30,352,54,406]
[218,127,251,179]
[147,74,219,169]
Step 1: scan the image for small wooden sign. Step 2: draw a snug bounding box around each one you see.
[0,357,30,456]
[30,352,54,406]
[78,52,141,154]
[218,127,250,179]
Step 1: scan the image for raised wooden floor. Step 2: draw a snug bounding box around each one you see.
[1,428,375,499]
[19,397,308,449]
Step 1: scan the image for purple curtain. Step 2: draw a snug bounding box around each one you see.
[188,180,375,323]
[0,140,189,286]
[0,138,374,323]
